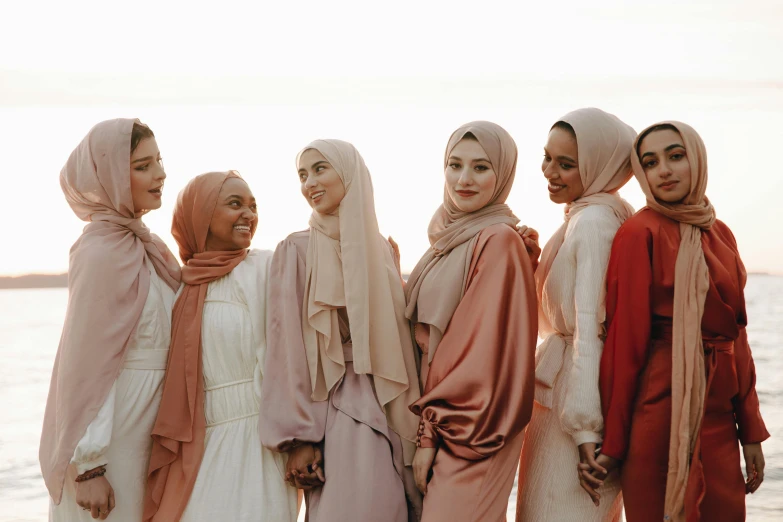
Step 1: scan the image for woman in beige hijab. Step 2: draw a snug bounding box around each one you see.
[405,121,538,522]
[42,119,181,521]
[591,122,768,522]
[516,108,636,521]
[258,139,422,521]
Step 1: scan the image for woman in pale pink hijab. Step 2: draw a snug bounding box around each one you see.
[515,108,636,522]
[41,119,181,521]
[405,121,538,522]
[258,139,423,521]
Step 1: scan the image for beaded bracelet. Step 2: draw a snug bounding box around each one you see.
[75,465,107,483]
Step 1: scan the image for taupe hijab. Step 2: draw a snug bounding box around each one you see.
[632,122,716,522]
[301,139,421,463]
[405,121,520,362]
[535,108,636,334]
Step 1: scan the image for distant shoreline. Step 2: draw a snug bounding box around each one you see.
[0,271,777,290]
[0,273,67,290]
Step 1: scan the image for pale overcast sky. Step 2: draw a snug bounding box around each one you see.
[1,0,781,275]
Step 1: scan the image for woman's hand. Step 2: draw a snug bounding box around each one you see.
[743,443,765,494]
[577,449,619,507]
[285,444,325,490]
[75,474,115,520]
[388,236,402,277]
[516,225,541,269]
[412,446,437,495]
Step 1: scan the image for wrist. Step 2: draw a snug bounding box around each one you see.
[75,465,107,483]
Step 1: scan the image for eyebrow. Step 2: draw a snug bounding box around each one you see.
[298,160,329,173]
[449,155,491,163]
[556,155,577,163]
[224,194,256,201]
[641,143,685,160]
[131,156,154,164]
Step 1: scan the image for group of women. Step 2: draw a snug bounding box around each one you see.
[39,108,768,522]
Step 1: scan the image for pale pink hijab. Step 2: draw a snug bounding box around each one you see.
[40,118,180,503]
[405,121,519,362]
[535,108,636,333]
[631,122,716,522]
[301,139,421,463]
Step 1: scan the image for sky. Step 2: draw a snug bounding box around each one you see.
[0,0,781,276]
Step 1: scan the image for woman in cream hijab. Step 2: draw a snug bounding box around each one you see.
[258,139,422,521]
[42,119,180,521]
[516,108,636,521]
[592,122,768,522]
[405,121,538,522]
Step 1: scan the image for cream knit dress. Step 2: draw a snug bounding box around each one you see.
[516,205,623,522]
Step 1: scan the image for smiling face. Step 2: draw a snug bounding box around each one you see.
[204,177,258,251]
[638,128,692,203]
[542,124,584,204]
[298,148,346,215]
[444,136,498,213]
[130,137,166,212]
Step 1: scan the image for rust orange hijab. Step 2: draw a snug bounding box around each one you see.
[144,171,249,522]
[631,122,716,522]
[40,118,180,503]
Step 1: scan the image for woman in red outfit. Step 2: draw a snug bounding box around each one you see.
[584,121,769,522]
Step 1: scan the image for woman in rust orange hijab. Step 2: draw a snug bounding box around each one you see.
[144,171,297,521]
[590,122,769,521]
[42,119,180,522]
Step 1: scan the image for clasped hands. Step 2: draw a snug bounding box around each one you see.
[285,443,325,490]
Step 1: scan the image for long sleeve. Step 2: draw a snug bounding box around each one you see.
[258,237,328,452]
[411,225,537,461]
[727,243,770,445]
[70,384,115,474]
[599,221,653,461]
[246,250,274,403]
[560,209,618,446]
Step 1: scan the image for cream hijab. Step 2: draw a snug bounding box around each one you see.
[301,139,420,463]
[404,121,520,362]
[535,108,636,333]
[631,122,716,522]
[40,119,181,502]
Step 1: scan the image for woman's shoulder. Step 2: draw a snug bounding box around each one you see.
[277,230,310,253]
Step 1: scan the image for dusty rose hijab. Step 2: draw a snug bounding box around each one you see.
[144,171,249,522]
[300,139,421,463]
[405,121,519,362]
[40,118,181,503]
[535,108,636,333]
[631,122,716,522]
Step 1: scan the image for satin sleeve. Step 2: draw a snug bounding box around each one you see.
[599,221,654,461]
[70,384,115,474]
[727,239,770,445]
[410,225,537,461]
[560,210,617,446]
[258,238,328,452]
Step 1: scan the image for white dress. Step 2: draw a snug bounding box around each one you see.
[517,205,624,522]
[51,260,175,522]
[180,249,298,522]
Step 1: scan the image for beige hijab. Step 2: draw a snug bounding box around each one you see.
[632,122,716,522]
[40,119,181,503]
[301,139,421,463]
[535,108,636,333]
[405,121,520,362]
